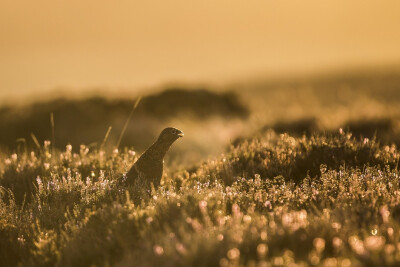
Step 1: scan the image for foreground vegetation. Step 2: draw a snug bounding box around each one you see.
[1,129,400,267]
[2,71,400,266]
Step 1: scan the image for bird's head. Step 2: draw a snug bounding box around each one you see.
[157,127,184,144]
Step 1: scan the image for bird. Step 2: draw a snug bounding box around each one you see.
[124,127,184,192]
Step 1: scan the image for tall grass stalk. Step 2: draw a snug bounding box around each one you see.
[116,97,142,148]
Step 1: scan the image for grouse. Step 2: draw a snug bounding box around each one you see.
[125,127,184,191]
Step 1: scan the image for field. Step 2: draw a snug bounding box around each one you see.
[2,69,400,266]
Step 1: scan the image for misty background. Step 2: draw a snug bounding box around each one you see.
[1,0,400,103]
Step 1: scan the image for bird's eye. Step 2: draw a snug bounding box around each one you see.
[171,129,176,134]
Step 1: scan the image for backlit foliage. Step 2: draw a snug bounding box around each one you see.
[1,131,400,266]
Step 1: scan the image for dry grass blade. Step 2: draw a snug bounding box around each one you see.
[30,133,41,149]
[116,97,142,148]
[50,112,55,156]
[101,126,113,150]
[16,138,27,158]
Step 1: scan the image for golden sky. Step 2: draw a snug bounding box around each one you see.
[1,0,400,100]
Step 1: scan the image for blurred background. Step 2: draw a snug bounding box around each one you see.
[1,0,400,168]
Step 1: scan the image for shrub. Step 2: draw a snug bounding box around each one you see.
[1,130,400,266]
[195,130,399,184]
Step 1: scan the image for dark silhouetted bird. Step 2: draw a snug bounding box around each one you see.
[125,127,184,192]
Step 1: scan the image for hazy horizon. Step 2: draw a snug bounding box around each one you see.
[1,0,400,101]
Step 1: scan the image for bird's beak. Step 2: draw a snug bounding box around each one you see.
[177,131,184,137]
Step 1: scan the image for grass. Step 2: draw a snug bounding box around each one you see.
[2,70,400,266]
[1,129,400,266]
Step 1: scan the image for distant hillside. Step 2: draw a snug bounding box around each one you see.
[138,88,249,119]
[0,88,249,151]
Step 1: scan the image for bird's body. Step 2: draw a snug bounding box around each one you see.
[125,127,183,191]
